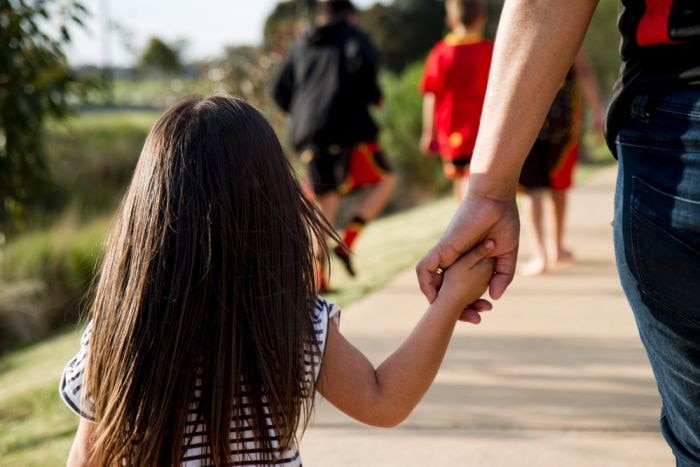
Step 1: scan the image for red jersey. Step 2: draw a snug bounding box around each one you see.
[420,34,493,160]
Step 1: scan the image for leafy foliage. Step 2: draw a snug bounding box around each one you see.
[583,0,622,95]
[360,1,445,74]
[0,0,88,231]
[263,0,305,53]
[138,37,183,74]
[377,61,449,206]
[360,0,505,74]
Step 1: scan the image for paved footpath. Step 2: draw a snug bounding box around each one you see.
[301,168,675,466]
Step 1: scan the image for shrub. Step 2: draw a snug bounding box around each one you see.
[1,217,107,287]
[41,112,157,220]
[377,61,449,209]
[0,217,108,352]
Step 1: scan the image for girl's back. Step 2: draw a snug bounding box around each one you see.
[59,95,336,466]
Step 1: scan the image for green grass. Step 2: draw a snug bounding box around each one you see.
[42,111,160,221]
[109,77,220,108]
[0,328,82,466]
[0,194,459,466]
[1,217,109,284]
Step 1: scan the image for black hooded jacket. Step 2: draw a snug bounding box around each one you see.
[271,19,382,151]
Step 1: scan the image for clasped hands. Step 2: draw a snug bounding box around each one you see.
[416,189,521,323]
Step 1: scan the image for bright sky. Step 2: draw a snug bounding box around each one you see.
[66,0,386,67]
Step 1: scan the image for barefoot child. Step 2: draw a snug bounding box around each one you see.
[420,0,493,201]
[59,95,495,466]
[518,50,605,276]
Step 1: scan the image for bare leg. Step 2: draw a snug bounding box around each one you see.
[452,179,463,202]
[451,174,470,202]
[333,174,396,278]
[314,191,341,291]
[317,191,341,228]
[550,189,574,265]
[520,189,548,275]
[353,173,397,222]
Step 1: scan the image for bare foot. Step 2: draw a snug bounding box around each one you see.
[550,249,575,269]
[520,258,547,276]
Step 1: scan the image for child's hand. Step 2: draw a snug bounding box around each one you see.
[436,240,496,317]
[419,133,439,156]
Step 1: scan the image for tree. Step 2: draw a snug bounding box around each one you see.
[360,0,505,75]
[138,37,183,74]
[263,0,313,53]
[0,0,88,231]
[583,0,622,95]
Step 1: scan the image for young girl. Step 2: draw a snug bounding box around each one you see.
[59,95,495,466]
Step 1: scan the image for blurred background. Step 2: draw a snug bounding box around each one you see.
[0,1,621,464]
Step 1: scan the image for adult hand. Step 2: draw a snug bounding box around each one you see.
[416,189,520,303]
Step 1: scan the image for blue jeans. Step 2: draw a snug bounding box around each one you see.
[615,88,700,467]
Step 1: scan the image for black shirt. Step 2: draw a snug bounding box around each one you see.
[606,0,700,151]
[271,19,382,151]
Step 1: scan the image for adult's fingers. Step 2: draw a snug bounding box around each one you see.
[459,239,495,268]
[489,249,518,300]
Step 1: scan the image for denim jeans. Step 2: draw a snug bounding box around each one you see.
[615,88,700,466]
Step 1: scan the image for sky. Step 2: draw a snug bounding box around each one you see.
[65,0,386,67]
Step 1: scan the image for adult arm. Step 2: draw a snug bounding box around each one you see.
[417,0,600,302]
[317,242,495,427]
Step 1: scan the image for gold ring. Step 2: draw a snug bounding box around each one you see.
[435,267,445,276]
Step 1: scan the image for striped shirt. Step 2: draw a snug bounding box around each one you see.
[59,297,340,466]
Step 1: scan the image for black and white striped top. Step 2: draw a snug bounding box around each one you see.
[59,297,340,466]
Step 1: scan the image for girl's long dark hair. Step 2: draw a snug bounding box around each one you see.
[85,95,335,466]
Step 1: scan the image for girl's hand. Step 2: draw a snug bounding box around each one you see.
[419,133,438,156]
[458,299,493,325]
[436,240,496,313]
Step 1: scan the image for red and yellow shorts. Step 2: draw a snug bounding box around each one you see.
[441,156,471,180]
[520,86,582,191]
[302,141,393,196]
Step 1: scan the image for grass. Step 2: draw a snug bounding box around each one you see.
[0,328,83,466]
[1,217,109,284]
[42,111,160,220]
[0,194,459,466]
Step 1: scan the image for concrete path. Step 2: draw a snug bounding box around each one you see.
[300,168,675,466]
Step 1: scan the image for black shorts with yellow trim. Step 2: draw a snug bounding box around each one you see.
[441,156,471,180]
[303,141,393,196]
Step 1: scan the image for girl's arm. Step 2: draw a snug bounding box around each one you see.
[316,241,495,428]
[67,418,96,467]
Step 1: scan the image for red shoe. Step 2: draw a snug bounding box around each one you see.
[333,245,356,277]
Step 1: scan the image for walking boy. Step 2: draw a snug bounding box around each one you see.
[420,0,493,201]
